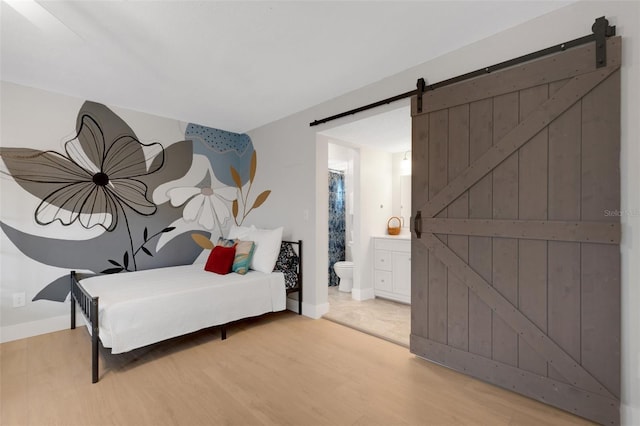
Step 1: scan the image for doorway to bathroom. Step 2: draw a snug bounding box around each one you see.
[318,104,411,347]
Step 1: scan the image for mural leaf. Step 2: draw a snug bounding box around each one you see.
[232,199,239,219]
[0,148,78,202]
[250,150,257,184]
[102,267,124,274]
[162,227,176,233]
[143,227,148,241]
[252,190,271,210]
[230,166,242,189]
[141,246,153,256]
[108,259,122,267]
[191,233,214,250]
[123,251,129,269]
[32,275,72,302]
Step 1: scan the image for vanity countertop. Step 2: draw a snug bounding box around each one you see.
[374,233,411,240]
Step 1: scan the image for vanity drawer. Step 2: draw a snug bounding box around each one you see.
[374,250,392,271]
[374,270,393,293]
[374,238,410,253]
[372,237,411,304]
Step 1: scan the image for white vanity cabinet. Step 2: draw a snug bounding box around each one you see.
[373,237,411,304]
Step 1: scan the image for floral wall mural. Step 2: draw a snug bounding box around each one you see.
[153,123,270,249]
[0,100,270,305]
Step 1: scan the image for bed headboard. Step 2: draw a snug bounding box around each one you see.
[279,240,302,315]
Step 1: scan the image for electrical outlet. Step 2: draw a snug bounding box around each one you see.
[12,292,26,308]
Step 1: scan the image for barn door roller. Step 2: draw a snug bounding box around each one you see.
[416,78,426,114]
[593,16,616,68]
[310,16,616,127]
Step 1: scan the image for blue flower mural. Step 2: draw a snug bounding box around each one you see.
[186,124,271,226]
[153,124,270,246]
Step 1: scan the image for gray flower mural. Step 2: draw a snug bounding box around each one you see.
[2,103,169,272]
[29,112,163,231]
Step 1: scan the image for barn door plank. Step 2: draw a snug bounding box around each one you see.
[467,98,493,358]
[446,104,470,351]
[582,244,621,397]
[427,110,448,344]
[491,92,519,367]
[419,64,620,218]
[580,69,621,398]
[411,113,430,339]
[419,232,615,399]
[547,81,582,383]
[517,84,549,376]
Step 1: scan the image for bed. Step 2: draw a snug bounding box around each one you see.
[70,239,302,383]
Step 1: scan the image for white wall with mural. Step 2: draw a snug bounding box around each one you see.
[1,2,638,422]
[0,81,271,340]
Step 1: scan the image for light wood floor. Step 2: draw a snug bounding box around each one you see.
[1,312,592,426]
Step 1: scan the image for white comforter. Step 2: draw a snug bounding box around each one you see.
[79,265,286,354]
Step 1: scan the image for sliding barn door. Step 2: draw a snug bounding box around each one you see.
[410,37,621,424]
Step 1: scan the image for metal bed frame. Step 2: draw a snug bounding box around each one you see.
[71,239,302,383]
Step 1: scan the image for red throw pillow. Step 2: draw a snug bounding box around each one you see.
[204,245,236,275]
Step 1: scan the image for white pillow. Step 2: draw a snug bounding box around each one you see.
[248,226,283,273]
[228,224,254,240]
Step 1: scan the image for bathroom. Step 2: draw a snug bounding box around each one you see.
[319,105,412,346]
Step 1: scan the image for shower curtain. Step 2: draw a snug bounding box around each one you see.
[328,171,345,286]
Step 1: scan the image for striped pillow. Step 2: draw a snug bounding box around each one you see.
[232,240,256,275]
[216,237,237,248]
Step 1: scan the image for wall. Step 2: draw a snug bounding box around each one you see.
[0,81,275,341]
[246,2,639,423]
[391,151,411,228]
[355,146,392,300]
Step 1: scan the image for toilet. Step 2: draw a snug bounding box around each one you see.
[334,261,354,292]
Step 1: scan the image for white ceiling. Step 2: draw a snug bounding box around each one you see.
[321,104,412,153]
[1,1,573,135]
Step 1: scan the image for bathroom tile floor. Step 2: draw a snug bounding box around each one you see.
[324,286,410,348]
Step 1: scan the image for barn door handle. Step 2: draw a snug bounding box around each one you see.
[416,78,426,113]
[414,211,422,239]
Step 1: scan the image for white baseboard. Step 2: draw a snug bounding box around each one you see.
[352,287,374,301]
[0,312,82,343]
[307,302,329,319]
[622,401,640,426]
[286,299,328,319]
[286,295,328,319]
